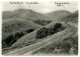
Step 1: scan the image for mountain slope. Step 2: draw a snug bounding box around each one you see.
[2,9,49,21]
[4,22,77,55]
[60,11,78,23]
[2,19,41,48]
[31,23,77,55]
[2,10,78,55]
[44,10,72,21]
[3,19,41,36]
[9,21,65,50]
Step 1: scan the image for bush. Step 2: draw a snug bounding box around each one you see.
[57,42,71,53]
[33,20,51,26]
[53,23,62,32]
[24,29,34,33]
[2,31,25,48]
[2,28,35,48]
[36,27,48,39]
[48,23,62,35]
[35,23,64,39]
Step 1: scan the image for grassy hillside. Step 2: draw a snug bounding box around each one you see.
[2,19,41,48]
[44,10,72,21]
[2,10,78,55]
[2,21,66,54]
[31,23,78,55]
[60,11,78,23]
[4,22,77,55]
[2,9,49,21]
[32,36,78,55]
[8,22,66,50]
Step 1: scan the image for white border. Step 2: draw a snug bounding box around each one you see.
[0,0,79,57]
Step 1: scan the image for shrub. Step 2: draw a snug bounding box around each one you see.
[48,23,62,35]
[57,42,71,53]
[33,20,51,26]
[2,31,25,48]
[2,28,35,48]
[35,23,64,39]
[48,28,54,35]
[53,23,62,32]
[24,29,34,33]
[36,27,48,39]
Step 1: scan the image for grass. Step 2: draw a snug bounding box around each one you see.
[2,22,66,54]
[31,35,78,55]
[60,11,78,23]
[2,19,41,40]
[10,22,65,49]
[31,23,78,55]
[2,19,41,50]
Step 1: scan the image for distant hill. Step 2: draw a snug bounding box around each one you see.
[60,11,78,23]
[44,10,72,21]
[73,10,78,14]
[2,9,49,21]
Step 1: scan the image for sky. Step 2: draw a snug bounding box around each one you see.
[2,1,78,13]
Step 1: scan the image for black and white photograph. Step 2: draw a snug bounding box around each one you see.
[1,1,78,56]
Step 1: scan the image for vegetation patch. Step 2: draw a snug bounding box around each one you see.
[33,20,51,26]
[36,23,65,39]
[32,36,78,55]
[2,28,34,48]
[61,11,78,23]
